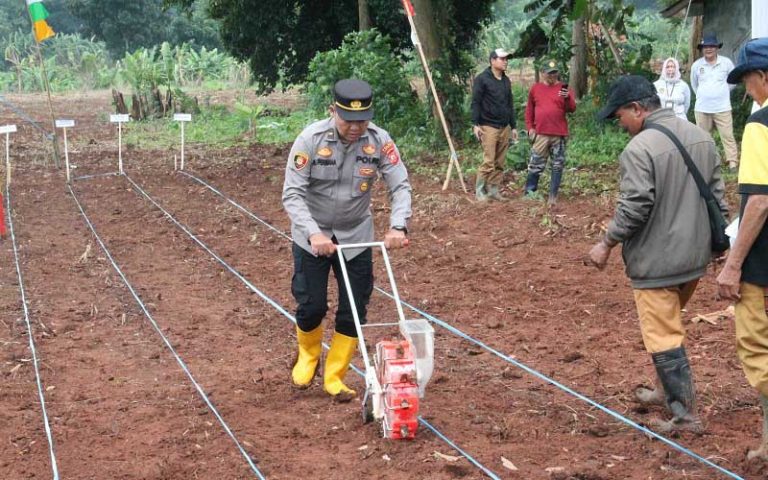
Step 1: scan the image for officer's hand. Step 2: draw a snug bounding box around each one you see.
[510,128,519,142]
[384,229,409,249]
[473,126,483,141]
[309,233,336,257]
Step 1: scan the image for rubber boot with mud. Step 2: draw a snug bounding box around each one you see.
[650,347,703,434]
[291,325,323,388]
[635,377,666,407]
[547,169,563,208]
[748,394,768,461]
[486,184,506,202]
[523,171,540,197]
[324,332,357,402]
[475,178,489,202]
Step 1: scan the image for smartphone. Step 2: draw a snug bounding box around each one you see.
[561,83,569,90]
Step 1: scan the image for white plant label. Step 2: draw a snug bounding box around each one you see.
[0,125,18,134]
[173,113,192,122]
[56,119,75,128]
[110,114,130,123]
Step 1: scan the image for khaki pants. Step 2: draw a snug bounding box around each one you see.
[477,125,510,187]
[633,280,699,353]
[695,111,738,167]
[735,282,768,397]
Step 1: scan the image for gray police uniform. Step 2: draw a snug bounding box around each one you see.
[282,117,412,336]
[283,117,412,258]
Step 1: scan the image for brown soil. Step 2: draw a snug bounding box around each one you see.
[0,91,765,480]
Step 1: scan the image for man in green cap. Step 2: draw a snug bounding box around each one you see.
[523,59,576,207]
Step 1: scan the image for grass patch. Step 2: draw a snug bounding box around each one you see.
[123,105,320,149]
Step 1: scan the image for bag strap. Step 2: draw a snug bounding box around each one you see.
[644,123,716,202]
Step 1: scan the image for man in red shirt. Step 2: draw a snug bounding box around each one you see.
[524,60,577,207]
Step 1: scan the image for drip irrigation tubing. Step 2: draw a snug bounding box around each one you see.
[0,94,53,140]
[121,173,503,480]
[72,171,121,182]
[5,185,60,480]
[177,170,746,480]
[67,183,267,480]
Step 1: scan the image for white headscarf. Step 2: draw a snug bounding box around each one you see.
[659,57,681,83]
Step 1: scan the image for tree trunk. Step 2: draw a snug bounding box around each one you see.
[410,0,445,127]
[112,89,128,114]
[131,93,141,120]
[569,16,588,99]
[358,0,371,31]
[687,15,704,77]
[411,0,441,62]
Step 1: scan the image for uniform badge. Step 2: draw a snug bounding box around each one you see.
[358,167,375,177]
[362,144,376,155]
[382,142,400,165]
[360,181,369,193]
[293,152,309,170]
[317,146,333,158]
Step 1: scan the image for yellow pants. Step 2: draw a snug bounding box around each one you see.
[633,280,699,353]
[478,125,510,186]
[735,282,768,397]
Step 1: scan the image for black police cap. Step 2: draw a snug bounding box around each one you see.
[333,79,374,121]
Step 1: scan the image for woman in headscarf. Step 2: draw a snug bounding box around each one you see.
[654,57,692,120]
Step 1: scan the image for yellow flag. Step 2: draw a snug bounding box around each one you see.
[33,20,55,43]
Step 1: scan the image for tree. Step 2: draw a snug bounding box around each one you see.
[166,0,494,95]
[64,0,220,58]
[515,0,653,98]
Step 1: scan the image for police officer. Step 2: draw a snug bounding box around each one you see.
[282,79,412,401]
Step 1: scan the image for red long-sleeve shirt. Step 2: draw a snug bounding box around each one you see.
[525,82,576,136]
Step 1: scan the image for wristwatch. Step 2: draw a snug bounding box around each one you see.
[392,225,408,234]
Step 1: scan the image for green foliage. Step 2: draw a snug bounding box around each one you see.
[116,42,248,93]
[123,103,318,148]
[566,98,628,166]
[65,0,221,58]
[167,0,494,95]
[305,30,426,141]
[1,32,114,92]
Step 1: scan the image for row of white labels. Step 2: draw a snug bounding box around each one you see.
[0,113,193,133]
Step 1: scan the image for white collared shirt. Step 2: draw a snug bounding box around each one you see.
[690,55,735,113]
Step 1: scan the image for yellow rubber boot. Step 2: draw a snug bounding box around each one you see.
[323,332,358,402]
[291,325,323,388]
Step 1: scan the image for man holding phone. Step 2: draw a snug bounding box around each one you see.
[523,59,577,207]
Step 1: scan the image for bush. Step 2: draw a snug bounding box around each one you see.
[305,29,425,140]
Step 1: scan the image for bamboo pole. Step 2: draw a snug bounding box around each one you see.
[23,0,61,168]
[401,0,467,193]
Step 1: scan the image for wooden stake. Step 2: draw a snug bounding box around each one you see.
[23,0,61,168]
[402,2,467,193]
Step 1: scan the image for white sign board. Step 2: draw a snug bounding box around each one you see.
[110,114,130,123]
[0,125,18,134]
[55,119,75,128]
[173,113,192,122]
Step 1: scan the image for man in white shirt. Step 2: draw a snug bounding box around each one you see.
[691,33,738,170]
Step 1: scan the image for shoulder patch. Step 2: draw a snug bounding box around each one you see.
[293,152,309,170]
[317,146,333,158]
[382,141,400,165]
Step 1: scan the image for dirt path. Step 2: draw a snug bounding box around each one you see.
[1,91,766,479]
